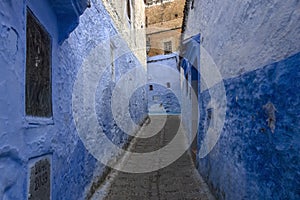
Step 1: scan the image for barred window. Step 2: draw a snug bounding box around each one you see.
[26,9,52,117]
[164,41,172,54]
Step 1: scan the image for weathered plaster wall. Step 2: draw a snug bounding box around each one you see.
[0,0,147,199]
[147,54,181,114]
[180,34,200,145]
[147,28,182,57]
[199,52,300,200]
[145,0,185,25]
[183,0,300,82]
[100,0,146,67]
[145,0,185,56]
[181,0,300,199]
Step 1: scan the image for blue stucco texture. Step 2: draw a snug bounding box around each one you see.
[148,83,181,114]
[147,54,181,115]
[56,2,147,198]
[130,86,148,125]
[53,141,97,199]
[198,52,300,199]
[95,57,148,148]
[0,0,147,199]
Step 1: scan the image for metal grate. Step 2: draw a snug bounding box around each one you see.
[164,41,172,54]
[26,9,52,117]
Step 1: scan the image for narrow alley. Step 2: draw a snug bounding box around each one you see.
[91,115,215,200]
[0,0,299,200]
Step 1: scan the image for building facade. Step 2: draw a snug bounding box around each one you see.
[181,0,300,199]
[147,54,181,114]
[145,0,185,57]
[0,0,147,199]
[102,0,147,67]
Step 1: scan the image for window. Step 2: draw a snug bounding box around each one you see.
[126,0,131,21]
[145,0,171,6]
[164,41,172,54]
[26,9,52,117]
[185,73,188,95]
[166,82,171,88]
[149,85,153,91]
[206,108,214,128]
[146,37,151,53]
[191,0,195,9]
[146,37,151,46]
[153,95,159,101]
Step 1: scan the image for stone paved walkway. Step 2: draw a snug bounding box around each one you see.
[91,115,215,200]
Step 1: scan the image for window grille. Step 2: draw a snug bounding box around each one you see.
[26,9,52,117]
[164,41,172,54]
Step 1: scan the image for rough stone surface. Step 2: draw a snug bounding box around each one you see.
[91,115,216,200]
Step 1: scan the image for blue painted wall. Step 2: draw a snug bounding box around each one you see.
[147,83,181,114]
[147,54,181,114]
[182,0,300,199]
[95,52,148,148]
[180,34,201,142]
[0,0,147,199]
[198,52,300,200]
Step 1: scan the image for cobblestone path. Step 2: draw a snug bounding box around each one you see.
[91,115,215,200]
